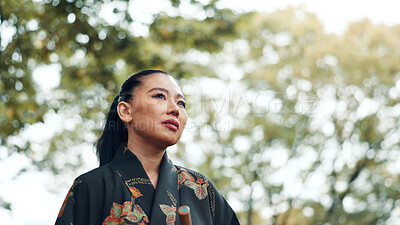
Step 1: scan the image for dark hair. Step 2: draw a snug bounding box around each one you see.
[95,70,170,166]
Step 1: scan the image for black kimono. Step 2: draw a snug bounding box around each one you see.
[55,147,240,225]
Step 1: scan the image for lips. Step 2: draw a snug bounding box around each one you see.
[162,119,180,131]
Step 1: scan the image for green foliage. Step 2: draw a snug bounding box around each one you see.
[0,0,242,157]
[1,1,400,224]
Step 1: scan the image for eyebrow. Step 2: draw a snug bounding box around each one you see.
[147,87,185,100]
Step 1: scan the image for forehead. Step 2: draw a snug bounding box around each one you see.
[139,73,183,94]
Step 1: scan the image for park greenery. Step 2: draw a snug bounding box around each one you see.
[1,0,400,224]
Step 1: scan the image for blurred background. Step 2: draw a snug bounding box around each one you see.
[1,0,400,224]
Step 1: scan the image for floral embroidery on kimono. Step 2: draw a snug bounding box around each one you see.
[177,167,209,200]
[103,202,149,225]
[55,146,240,225]
[159,204,176,225]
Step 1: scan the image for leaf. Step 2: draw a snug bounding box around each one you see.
[102,218,119,225]
[183,180,197,189]
[182,171,195,181]
[110,203,122,217]
[183,180,208,200]
[178,170,195,185]
[103,213,120,225]
[160,204,176,216]
[121,201,132,216]
[166,215,176,225]
[125,212,140,223]
[134,204,145,216]
[129,186,143,198]
[194,183,208,200]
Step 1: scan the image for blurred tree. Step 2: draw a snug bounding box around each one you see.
[0,0,246,218]
[0,0,244,169]
[186,7,400,225]
[1,1,400,224]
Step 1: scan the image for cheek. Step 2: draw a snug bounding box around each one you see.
[180,111,188,127]
[133,99,166,117]
[146,101,167,116]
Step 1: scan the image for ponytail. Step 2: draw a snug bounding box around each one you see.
[95,96,128,166]
[95,70,171,166]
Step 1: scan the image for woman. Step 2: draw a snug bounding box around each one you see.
[55,70,240,225]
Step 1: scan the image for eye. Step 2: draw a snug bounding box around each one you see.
[153,93,166,100]
[177,100,186,108]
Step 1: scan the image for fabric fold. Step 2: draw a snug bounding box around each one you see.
[149,154,179,225]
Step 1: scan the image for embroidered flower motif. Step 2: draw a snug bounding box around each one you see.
[160,204,177,225]
[178,168,209,200]
[103,202,149,225]
[184,180,208,200]
[122,202,133,215]
[103,203,124,225]
[196,178,204,184]
[178,170,195,185]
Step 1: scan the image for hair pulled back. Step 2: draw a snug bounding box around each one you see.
[95,70,170,166]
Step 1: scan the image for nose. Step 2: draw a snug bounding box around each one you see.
[167,99,180,117]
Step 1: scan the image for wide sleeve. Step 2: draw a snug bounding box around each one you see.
[55,177,102,225]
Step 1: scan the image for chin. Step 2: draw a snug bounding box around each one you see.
[157,134,181,148]
[154,140,178,151]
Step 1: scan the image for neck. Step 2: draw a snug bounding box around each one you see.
[126,134,165,188]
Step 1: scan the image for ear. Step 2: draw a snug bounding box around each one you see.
[117,102,133,123]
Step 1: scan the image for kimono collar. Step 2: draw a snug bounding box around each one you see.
[110,146,180,225]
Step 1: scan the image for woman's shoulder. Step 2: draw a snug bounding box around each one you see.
[72,163,113,185]
[175,165,207,178]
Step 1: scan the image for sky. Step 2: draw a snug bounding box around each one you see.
[2,0,400,224]
[217,0,400,34]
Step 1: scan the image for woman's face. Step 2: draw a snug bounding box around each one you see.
[119,73,188,149]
